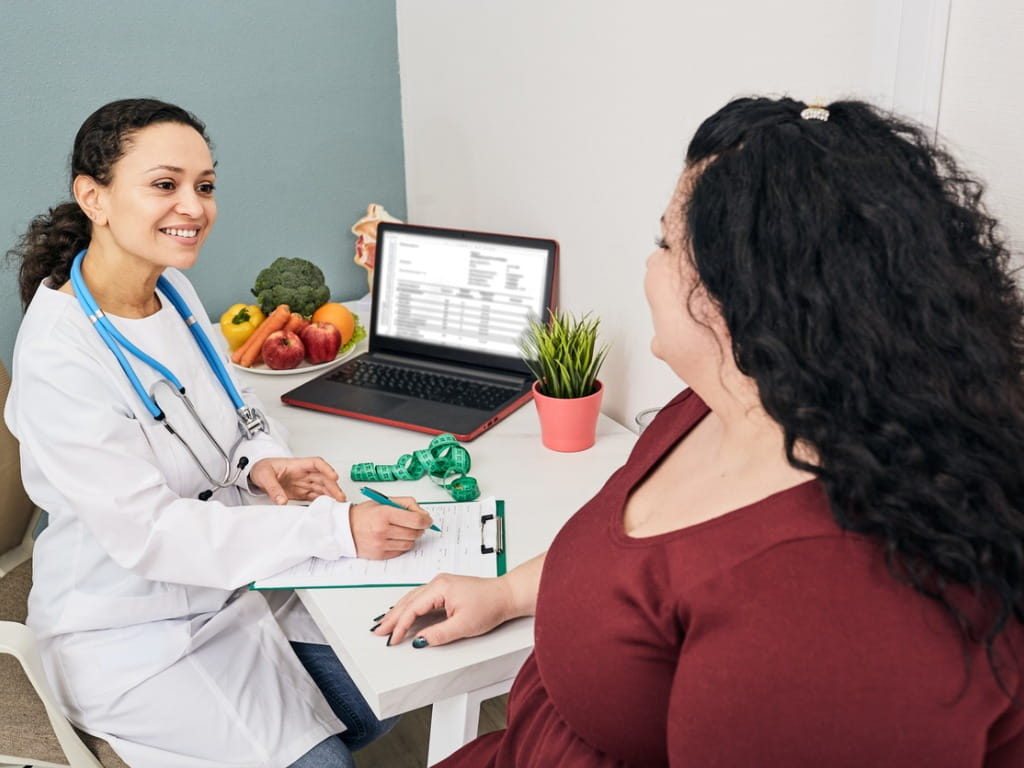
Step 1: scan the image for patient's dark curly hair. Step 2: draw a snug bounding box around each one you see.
[8,98,210,308]
[684,96,1024,688]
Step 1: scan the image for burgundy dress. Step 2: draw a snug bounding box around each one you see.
[439,389,1024,767]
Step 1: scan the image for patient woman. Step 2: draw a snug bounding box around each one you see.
[377,97,1024,766]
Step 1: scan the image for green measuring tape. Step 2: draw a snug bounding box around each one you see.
[350,433,481,502]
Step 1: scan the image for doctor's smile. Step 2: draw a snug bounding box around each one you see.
[160,227,201,239]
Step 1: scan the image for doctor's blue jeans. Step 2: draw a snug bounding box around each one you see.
[288,641,399,766]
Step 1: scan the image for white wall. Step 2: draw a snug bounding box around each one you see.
[937,1,1024,259]
[395,1,1011,428]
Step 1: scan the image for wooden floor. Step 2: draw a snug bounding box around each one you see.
[355,695,507,768]
[0,695,505,768]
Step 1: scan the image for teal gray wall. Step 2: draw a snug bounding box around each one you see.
[0,0,406,368]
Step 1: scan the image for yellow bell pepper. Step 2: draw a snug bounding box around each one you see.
[220,303,265,350]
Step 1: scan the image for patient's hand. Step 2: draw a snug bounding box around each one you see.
[375,573,516,647]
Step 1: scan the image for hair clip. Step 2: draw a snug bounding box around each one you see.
[800,104,830,122]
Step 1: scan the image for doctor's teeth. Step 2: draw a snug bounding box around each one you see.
[164,228,198,237]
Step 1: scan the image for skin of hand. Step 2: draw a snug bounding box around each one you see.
[376,552,546,646]
[349,497,435,560]
[249,456,347,505]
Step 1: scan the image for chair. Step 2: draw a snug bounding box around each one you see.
[0,360,128,768]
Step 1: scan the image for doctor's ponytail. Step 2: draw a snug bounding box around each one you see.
[10,202,91,309]
[7,97,209,310]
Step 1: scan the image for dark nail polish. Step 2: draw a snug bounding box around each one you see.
[386,632,394,647]
[412,637,429,649]
[372,613,386,622]
[369,622,381,632]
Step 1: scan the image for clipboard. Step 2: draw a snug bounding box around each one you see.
[251,498,506,590]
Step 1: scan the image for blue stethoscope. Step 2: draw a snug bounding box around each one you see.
[70,249,268,499]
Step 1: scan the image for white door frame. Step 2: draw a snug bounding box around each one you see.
[873,0,952,137]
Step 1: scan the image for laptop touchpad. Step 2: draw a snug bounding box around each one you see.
[334,387,407,413]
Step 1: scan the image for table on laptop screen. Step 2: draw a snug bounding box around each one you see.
[374,229,551,357]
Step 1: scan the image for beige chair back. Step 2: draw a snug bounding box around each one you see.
[0,361,36,559]
[0,359,128,766]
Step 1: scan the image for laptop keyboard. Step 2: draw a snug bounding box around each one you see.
[327,359,522,411]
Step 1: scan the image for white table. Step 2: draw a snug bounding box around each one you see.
[237,358,636,764]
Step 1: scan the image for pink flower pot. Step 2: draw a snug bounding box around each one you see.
[532,379,604,452]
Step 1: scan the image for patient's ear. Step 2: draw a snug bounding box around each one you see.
[72,174,108,227]
[687,282,726,333]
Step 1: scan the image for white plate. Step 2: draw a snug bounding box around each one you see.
[231,344,358,376]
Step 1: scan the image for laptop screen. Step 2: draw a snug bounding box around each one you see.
[372,223,557,371]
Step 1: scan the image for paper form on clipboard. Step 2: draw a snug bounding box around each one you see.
[250,496,506,590]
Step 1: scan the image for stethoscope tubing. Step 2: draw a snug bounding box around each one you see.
[70,249,246,418]
[69,249,263,492]
[157,277,244,410]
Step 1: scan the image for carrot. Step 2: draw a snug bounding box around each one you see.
[232,304,290,366]
[284,312,310,336]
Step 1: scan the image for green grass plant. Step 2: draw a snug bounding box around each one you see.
[519,309,609,399]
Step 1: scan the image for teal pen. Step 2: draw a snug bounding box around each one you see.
[359,486,441,532]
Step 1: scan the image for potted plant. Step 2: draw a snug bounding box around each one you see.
[519,309,610,452]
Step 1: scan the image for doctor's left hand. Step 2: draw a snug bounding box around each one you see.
[249,457,348,506]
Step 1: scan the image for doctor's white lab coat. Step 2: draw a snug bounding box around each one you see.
[5,269,358,768]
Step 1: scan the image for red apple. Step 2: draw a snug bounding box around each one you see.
[301,322,342,364]
[261,330,305,370]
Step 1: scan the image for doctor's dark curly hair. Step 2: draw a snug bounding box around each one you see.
[683,96,1024,686]
[9,98,210,308]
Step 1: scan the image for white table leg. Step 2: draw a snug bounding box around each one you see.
[426,678,514,766]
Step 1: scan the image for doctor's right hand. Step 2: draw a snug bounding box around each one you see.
[349,497,433,560]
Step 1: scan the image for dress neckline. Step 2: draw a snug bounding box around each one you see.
[609,391,821,547]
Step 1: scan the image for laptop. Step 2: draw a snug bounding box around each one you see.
[281,221,558,441]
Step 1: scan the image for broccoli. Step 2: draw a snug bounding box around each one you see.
[251,257,331,317]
